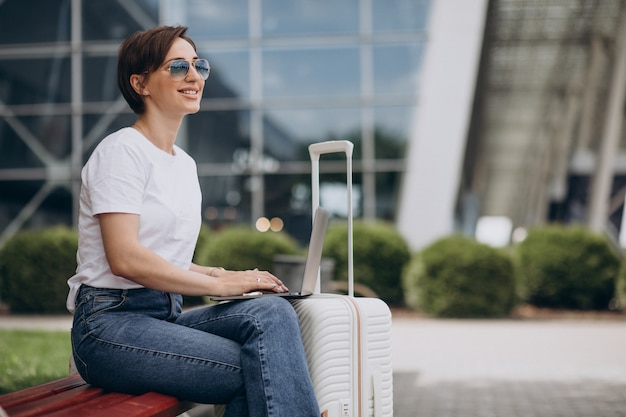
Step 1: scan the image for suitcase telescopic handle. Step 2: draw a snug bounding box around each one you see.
[308,140,354,296]
[309,140,354,159]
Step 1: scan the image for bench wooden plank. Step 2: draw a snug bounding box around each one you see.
[42,392,133,417]
[42,391,188,417]
[83,392,189,417]
[0,375,86,410]
[0,375,191,417]
[2,385,104,417]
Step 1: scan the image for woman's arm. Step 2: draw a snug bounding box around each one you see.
[189,263,225,277]
[99,212,285,296]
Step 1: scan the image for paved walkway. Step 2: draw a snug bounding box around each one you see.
[392,316,626,417]
[2,314,626,416]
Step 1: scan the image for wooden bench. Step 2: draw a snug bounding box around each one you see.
[0,374,195,417]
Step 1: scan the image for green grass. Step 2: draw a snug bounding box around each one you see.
[0,329,72,395]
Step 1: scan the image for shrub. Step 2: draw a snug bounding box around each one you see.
[403,235,516,318]
[515,225,620,310]
[0,227,77,314]
[616,261,626,311]
[192,223,213,265]
[196,226,300,272]
[323,220,411,305]
[183,223,215,306]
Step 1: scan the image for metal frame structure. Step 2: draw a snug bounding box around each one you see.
[462,0,626,240]
[0,0,428,246]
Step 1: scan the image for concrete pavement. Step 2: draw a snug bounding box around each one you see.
[392,316,626,417]
[0,315,72,331]
[2,314,626,416]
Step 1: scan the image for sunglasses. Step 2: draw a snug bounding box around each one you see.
[159,59,211,80]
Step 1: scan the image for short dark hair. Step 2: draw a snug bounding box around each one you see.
[117,26,197,114]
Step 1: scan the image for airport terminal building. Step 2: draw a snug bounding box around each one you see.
[1,0,625,251]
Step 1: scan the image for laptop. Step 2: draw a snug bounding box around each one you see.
[211,207,330,301]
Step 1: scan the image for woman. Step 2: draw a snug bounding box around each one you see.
[67,25,320,417]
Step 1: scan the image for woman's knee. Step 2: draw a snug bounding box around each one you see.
[244,297,300,331]
[257,296,297,317]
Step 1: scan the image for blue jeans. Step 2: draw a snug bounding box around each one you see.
[71,285,320,417]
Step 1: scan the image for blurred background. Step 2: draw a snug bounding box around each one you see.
[1,0,626,253]
[2,4,626,408]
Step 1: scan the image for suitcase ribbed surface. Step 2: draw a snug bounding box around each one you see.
[359,298,394,417]
[293,297,355,407]
[292,295,393,417]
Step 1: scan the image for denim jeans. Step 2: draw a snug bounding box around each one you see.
[71,285,320,417]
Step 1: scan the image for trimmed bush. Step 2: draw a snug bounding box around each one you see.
[183,223,215,306]
[616,261,626,311]
[0,227,77,314]
[515,225,620,310]
[192,223,213,265]
[196,226,300,272]
[403,235,516,318]
[323,220,411,305]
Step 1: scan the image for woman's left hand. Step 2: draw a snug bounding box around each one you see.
[221,268,289,294]
[191,263,289,296]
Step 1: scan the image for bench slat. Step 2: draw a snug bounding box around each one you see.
[3,385,104,417]
[82,392,188,417]
[0,375,86,409]
[40,391,187,417]
[43,392,137,417]
[0,375,191,417]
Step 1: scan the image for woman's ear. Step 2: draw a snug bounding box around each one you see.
[130,74,148,96]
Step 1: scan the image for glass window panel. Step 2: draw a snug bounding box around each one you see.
[200,175,252,226]
[24,115,72,160]
[0,0,70,45]
[0,116,70,165]
[0,181,45,230]
[0,181,41,206]
[373,44,424,97]
[187,110,251,164]
[262,0,359,36]
[201,50,250,100]
[0,57,71,105]
[0,121,44,169]
[372,0,431,33]
[83,0,158,41]
[83,55,121,103]
[263,47,360,98]
[82,113,138,162]
[25,186,73,228]
[374,105,415,159]
[263,171,364,244]
[376,171,401,220]
[319,171,362,219]
[264,107,361,161]
[180,0,249,40]
[264,173,312,245]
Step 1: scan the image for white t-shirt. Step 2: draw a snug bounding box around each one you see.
[66,127,202,312]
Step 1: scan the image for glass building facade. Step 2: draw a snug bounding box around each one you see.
[0,0,430,245]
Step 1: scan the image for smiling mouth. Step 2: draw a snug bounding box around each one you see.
[179,90,198,95]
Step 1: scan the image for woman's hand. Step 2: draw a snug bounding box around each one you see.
[190,263,289,296]
[212,268,289,296]
[190,263,288,296]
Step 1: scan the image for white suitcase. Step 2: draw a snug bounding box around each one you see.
[291,140,394,417]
